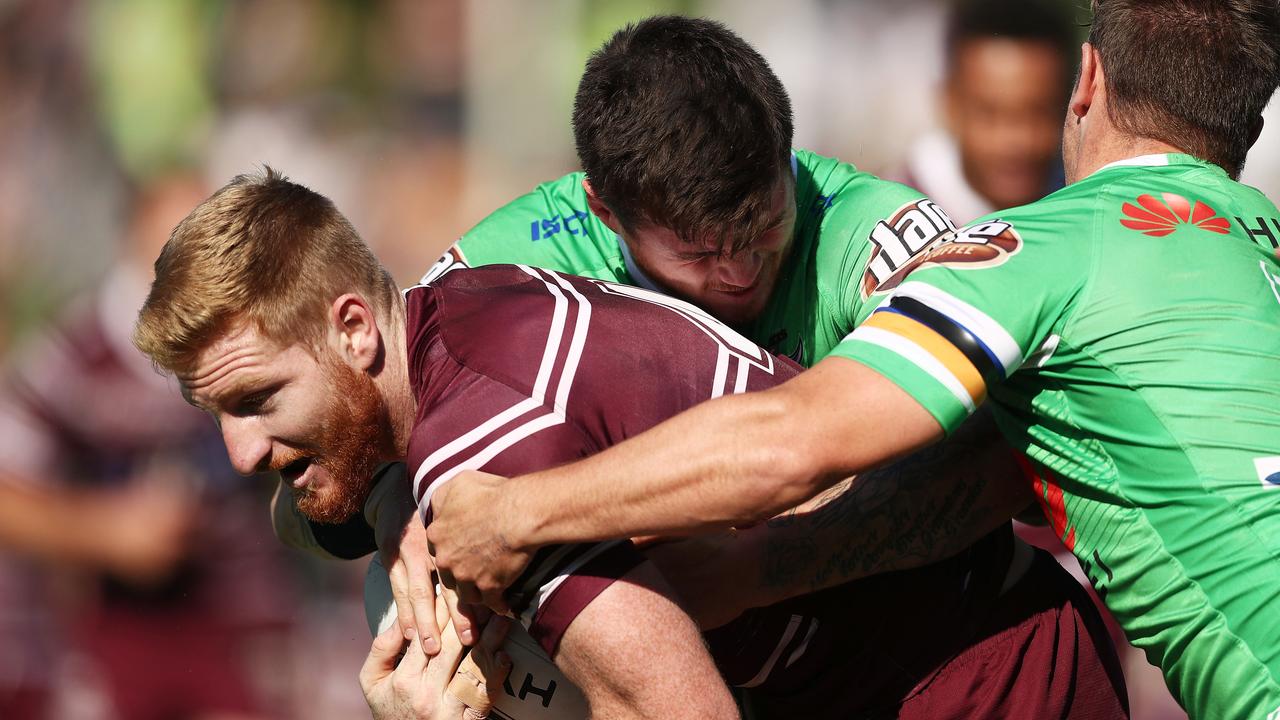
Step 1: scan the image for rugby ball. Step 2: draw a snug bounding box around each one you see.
[364,555,589,719]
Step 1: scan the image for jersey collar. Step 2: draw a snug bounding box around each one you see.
[615,233,663,292]
[1093,153,1219,176]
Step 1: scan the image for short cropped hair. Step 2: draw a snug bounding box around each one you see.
[1089,0,1280,178]
[134,168,396,371]
[946,0,1080,93]
[572,15,794,255]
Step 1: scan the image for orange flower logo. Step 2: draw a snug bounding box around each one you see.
[1121,193,1230,237]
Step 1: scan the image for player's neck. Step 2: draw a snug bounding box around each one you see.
[1073,127,1186,183]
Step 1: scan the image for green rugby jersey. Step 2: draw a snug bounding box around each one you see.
[421,149,953,366]
[833,153,1280,719]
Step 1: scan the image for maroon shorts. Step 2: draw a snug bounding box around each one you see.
[735,538,1128,719]
[893,548,1128,719]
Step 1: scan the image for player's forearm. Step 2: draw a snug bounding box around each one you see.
[744,410,1031,605]
[510,358,942,551]
[512,388,838,549]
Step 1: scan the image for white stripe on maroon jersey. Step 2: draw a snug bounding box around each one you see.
[414,265,592,508]
[711,346,730,399]
[524,539,628,626]
[740,614,804,688]
[591,280,777,383]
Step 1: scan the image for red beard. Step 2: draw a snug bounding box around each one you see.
[292,356,395,524]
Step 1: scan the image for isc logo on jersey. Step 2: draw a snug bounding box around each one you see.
[863,207,1023,297]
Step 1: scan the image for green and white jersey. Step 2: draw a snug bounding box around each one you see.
[422,149,952,366]
[833,153,1280,719]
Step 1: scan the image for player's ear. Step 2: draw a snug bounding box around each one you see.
[1248,114,1265,151]
[329,293,382,372]
[583,180,623,234]
[1069,43,1099,123]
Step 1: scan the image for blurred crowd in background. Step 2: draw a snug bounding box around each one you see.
[0,1,1276,719]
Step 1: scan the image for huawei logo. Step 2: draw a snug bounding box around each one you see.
[1120,193,1230,237]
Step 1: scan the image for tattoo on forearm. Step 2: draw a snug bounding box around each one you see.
[759,411,1014,596]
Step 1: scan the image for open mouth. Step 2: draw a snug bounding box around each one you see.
[280,457,314,488]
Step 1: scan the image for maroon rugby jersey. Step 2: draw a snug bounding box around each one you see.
[403,265,1127,717]
[405,263,801,659]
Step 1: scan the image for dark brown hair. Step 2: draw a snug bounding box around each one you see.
[947,0,1082,95]
[572,15,794,254]
[1089,0,1280,178]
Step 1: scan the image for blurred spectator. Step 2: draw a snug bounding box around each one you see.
[85,0,216,180]
[895,0,1078,224]
[205,0,367,214]
[0,0,124,305]
[0,172,296,720]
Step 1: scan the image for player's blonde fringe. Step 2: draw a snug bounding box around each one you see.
[133,167,397,373]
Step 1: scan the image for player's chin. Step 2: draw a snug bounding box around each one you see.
[708,292,767,326]
[295,480,365,525]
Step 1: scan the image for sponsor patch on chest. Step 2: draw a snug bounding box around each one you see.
[864,213,1022,296]
[861,199,956,297]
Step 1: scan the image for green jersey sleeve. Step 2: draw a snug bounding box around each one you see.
[834,191,959,328]
[418,172,631,286]
[828,196,1088,433]
[759,149,958,365]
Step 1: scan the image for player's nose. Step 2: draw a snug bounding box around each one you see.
[718,252,763,289]
[220,417,272,476]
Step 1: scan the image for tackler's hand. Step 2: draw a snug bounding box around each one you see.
[427,471,534,636]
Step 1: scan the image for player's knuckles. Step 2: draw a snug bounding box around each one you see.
[429,546,455,574]
[390,672,420,697]
[467,650,509,685]
[476,575,507,598]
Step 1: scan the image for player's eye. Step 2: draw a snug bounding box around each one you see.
[234,388,277,416]
[678,251,716,262]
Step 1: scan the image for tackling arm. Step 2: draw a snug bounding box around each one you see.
[429,357,946,606]
[641,410,1031,628]
[749,409,1028,603]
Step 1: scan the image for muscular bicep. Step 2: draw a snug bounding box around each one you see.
[553,561,739,720]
